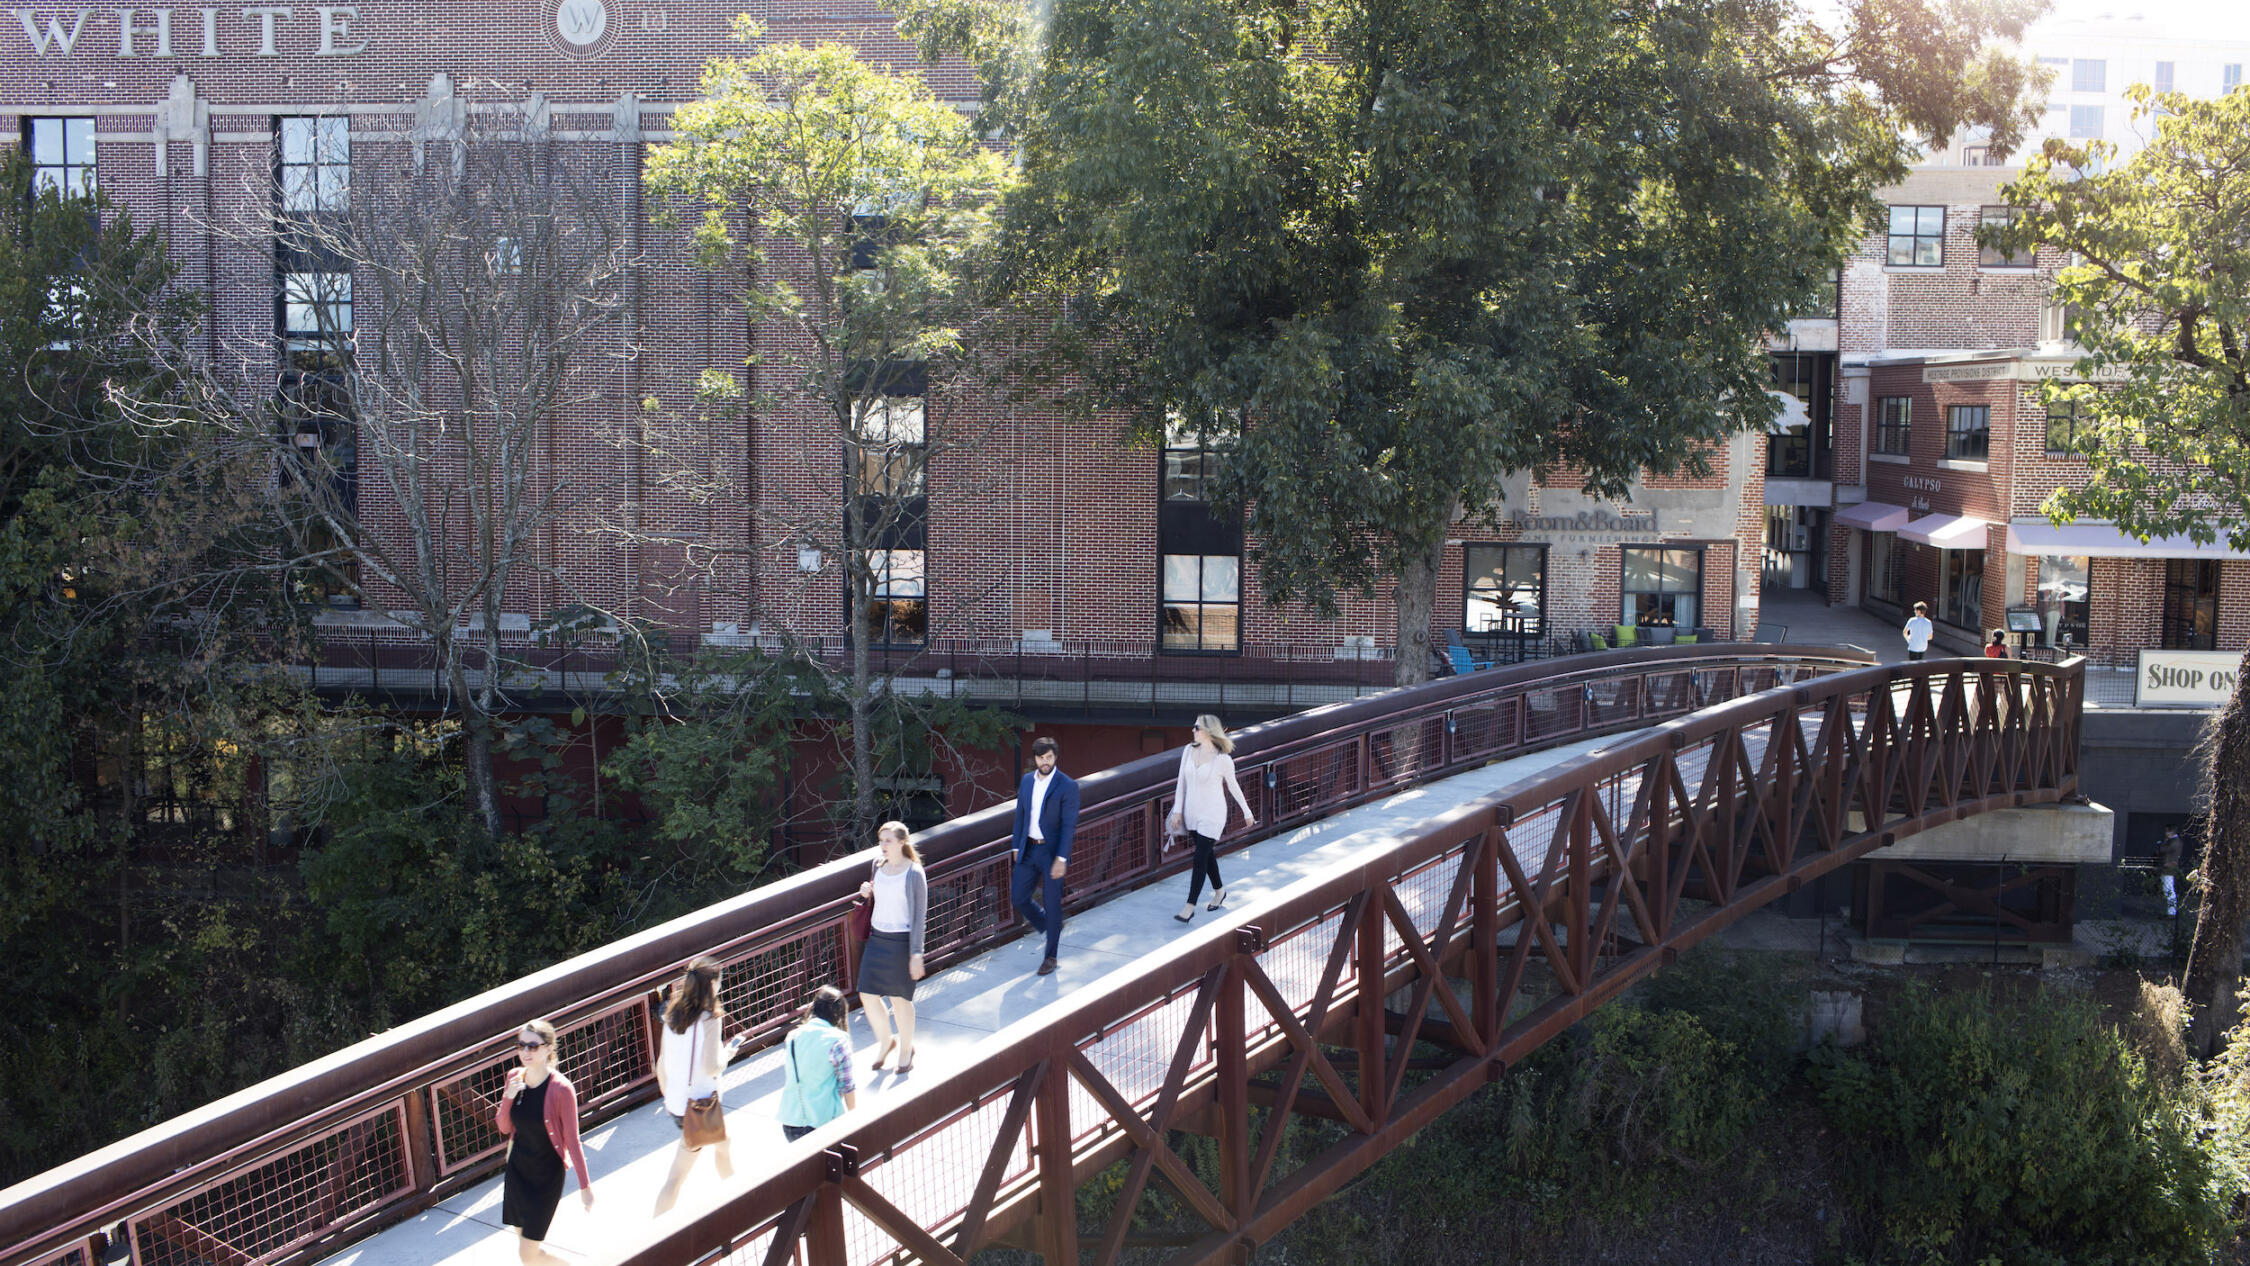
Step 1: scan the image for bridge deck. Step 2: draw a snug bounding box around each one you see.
[335,721,1705,1266]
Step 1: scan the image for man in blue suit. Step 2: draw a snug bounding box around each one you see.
[1010,736,1078,975]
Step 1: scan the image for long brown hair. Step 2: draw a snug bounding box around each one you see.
[664,956,725,1034]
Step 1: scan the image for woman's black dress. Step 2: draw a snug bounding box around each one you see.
[501,1078,566,1241]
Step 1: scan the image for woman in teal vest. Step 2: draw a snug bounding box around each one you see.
[777,986,858,1141]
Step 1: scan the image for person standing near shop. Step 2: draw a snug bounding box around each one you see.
[777,986,859,1142]
[1903,602,1934,661]
[495,1020,593,1265]
[857,821,928,1074]
[1011,736,1078,976]
[1985,629,2010,658]
[2160,827,2185,918]
[1167,714,1257,924]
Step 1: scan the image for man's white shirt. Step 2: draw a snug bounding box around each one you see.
[1028,769,1053,841]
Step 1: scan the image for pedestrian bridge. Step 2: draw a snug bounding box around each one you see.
[0,647,2084,1266]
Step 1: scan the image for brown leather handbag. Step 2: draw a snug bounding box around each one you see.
[682,1018,727,1148]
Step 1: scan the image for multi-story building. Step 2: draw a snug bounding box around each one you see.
[1,0,1767,823]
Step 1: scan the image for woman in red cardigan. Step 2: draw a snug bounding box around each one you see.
[495,1020,595,1264]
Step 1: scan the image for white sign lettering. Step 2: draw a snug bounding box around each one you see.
[2136,648,2241,708]
[8,2,367,53]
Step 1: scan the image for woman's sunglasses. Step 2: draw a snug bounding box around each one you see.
[517,1038,547,1051]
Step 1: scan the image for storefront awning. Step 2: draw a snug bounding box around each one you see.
[1899,513,1992,550]
[2006,519,2250,560]
[1834,501,1910,533]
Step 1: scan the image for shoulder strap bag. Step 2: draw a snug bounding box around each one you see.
[681,1015,728,1148]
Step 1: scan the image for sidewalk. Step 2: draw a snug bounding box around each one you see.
[1759,586,1909,662]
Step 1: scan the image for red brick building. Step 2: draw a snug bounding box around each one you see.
[2,0,1767,733]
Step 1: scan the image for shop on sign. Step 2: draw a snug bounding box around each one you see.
[2136,649,2242,708]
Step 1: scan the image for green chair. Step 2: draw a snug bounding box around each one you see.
[1612,624,1639,648]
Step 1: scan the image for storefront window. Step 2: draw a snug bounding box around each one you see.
[1464,544,1546,636]
[2035,556,2089,648]
[2162,559,2218,650]
[1939,549,1983,628]
[1868,533,1903,606]
[1621,547,1702,628]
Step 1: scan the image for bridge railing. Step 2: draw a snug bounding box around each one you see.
[619,655,2083,1266]
[0,645,1882,1266]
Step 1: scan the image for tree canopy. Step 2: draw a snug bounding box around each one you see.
[909,0,2043,680]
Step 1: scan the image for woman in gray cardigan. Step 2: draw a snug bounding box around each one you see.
[856,821,929,1073]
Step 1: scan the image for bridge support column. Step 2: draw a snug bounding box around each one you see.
[1032,1047,1077,1265]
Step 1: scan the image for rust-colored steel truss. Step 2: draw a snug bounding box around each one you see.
[0,649,2078,1266]
[620,658,2082,1266]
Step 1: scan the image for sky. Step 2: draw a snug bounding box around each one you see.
[2027,0,2250,44]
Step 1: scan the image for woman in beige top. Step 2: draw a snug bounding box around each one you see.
[1166,714,1257,923]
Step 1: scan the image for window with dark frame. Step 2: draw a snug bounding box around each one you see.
[1887,206,1945,267]
[1868,533,1905,607]
[2036,555,2089,648]
[851,395,927,499]
[1945,404,1990,460]
[25,118,94,196]
[1939,548,1984,628]
[854,548,927,646]
[277,116,349,213]
[1620,547,1702,629]
[1161,553,1240,652]
[2162,559,2218,650]
[1875,396,1912,456]
[1162,418,1219,502]
[2044,398,2085,454]
[1463,544,1546,638]
[276,270,358,608]
[1979,207,2030,268]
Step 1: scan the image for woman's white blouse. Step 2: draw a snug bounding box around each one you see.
[872,865,913,933]
[1174,748,1253,838]
[658,1011,720,1116]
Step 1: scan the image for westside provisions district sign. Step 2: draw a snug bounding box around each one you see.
[2136,649,2242,708]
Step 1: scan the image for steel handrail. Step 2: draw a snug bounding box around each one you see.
[0,643,1876,1266]
[617,655,2083,1266]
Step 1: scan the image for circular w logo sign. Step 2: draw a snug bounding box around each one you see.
[554,0,607,46]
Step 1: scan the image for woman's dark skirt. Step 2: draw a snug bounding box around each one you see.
[501,1137,566,1240]
[858,928,916,998]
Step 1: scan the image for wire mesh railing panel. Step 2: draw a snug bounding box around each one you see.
[561,998,658,1112]
[1069,804,1153,899]
[708,1211,793,1266]
[855,1081,1034,1258]
[26,1243,90,1266]
[717,924,848,1042]
[1390,844,1471,947]
[1584,677,1640,728]
[1522,685,1584,742]
[925,853,1013,958]
[1642,669,1695,717]
[1448,696,1521,761]
[1267,739,1364,823]
[1259,905,1352,1019]
[1070,982,1214,1147]
[131,1105,412,1266]
[1366,714,1447,789]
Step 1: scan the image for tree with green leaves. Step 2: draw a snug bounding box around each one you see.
[646,30,1018,844]
[905,0,2043,683]
[1994,84,2250,1054]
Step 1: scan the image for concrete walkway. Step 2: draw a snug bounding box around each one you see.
[332,729,1642,1266]
[1760,586,1909,663]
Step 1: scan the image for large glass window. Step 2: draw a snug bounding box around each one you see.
[2069,105,2105,139]
[2227,64,2242,92]
[1874,396,1912,456]
[2072,59,2106,92]
[280,271,352,341]
[25,118,94,196]
[1621,547,1702,629]
[856,548,926,646]
[851,395,926,498]
[1939,549,1984,628]
[1868,533,1904,606]
[2162,559,2218,650]
[2044,399,2085,454]
[278,116,349,213]
[1162,418,1219,502]
[2154,62,2175,94]
[1945,404,1990,460]
[1161,554,1240,652]
[1463,545,1546,637]
[1887,206,1945,267]
[1979,207,2029,268]
[2035,556,2089,648]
